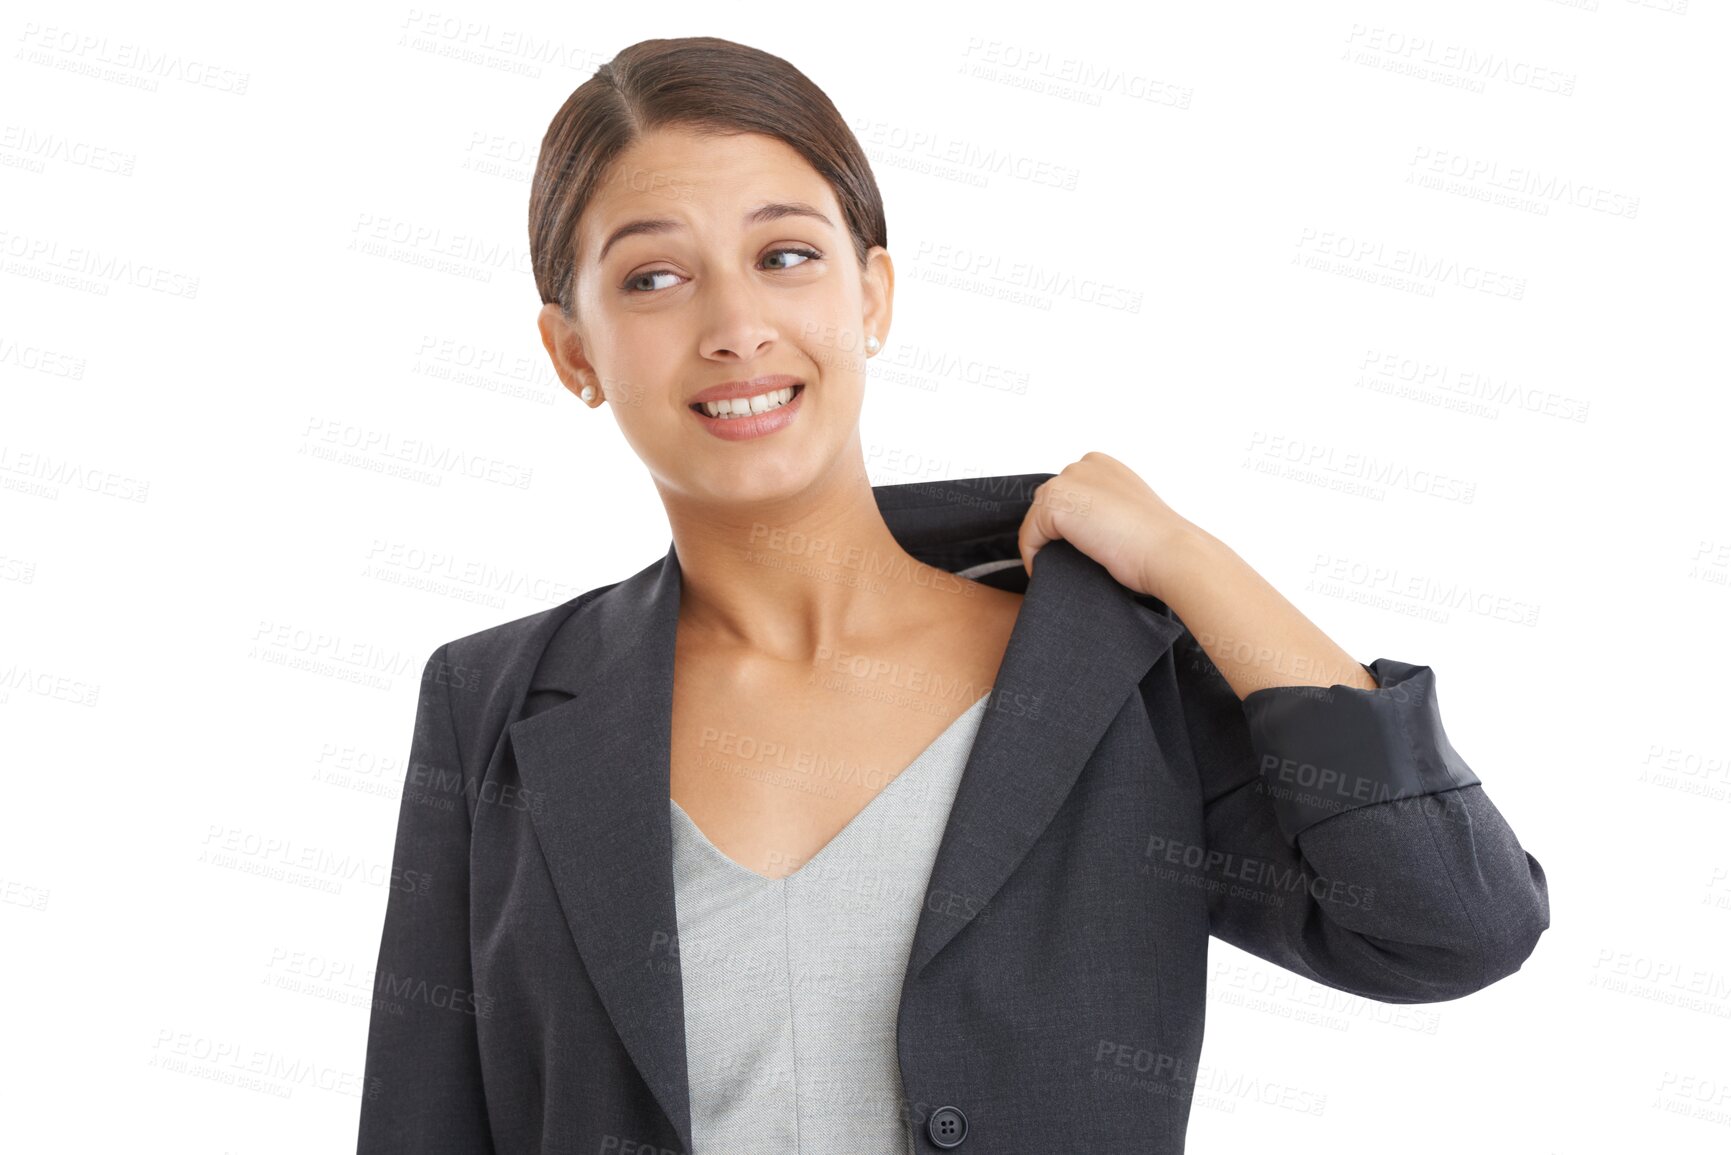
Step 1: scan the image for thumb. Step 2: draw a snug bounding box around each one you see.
[1017,506,1056,578]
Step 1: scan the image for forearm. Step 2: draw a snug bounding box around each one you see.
[1148,522,1378,700]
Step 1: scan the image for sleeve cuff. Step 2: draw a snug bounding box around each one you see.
[1240,658,1482,845]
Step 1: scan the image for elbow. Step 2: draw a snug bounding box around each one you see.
[1464,850,1551,992]
[1403,849,1551,1004]
[1346,850,1550,1005]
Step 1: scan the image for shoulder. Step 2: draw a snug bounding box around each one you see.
[429,547,669,715]
[414,574,629,782]
[434,579,620,685]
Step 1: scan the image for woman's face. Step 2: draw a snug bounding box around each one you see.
[542,126,892,506]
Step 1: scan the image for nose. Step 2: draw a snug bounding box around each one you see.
[696,275,780,362]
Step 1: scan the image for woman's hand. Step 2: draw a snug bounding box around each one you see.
[1020,453,1377,696]
[1016,452,1199,602]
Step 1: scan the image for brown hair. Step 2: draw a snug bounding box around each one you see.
[529,36,888,318]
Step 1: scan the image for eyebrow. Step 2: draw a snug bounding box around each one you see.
[594,201,836,265]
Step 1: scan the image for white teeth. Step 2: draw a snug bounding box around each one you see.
[699,385,797,419]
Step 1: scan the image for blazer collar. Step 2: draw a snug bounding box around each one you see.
[504,472,1185,1151]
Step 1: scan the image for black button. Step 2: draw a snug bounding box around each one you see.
[926,1104,968,1148]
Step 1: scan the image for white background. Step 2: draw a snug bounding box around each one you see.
[4,1,1728,1151]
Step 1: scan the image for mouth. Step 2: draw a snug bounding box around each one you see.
[689,382,805,420]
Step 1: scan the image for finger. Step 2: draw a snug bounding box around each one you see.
[1017,481,1058,575]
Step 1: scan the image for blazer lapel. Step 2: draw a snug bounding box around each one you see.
[506,550,693,1149]
[903,537,1184,977]
[505,480,1185,1151]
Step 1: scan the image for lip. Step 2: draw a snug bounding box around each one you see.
[688,382,805,442]
[686,374,805,406]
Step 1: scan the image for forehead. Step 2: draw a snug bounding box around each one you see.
[581,128,840,259]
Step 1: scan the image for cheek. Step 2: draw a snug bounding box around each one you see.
[792,305,868,374]
[592,327,681,410]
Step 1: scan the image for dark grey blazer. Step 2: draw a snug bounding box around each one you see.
[356,472,1549,1154]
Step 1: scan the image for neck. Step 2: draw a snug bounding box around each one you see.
[658,450,946,662]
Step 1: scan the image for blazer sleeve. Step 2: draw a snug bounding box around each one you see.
[1158,620,1550,1004]
[356,643,497,1153]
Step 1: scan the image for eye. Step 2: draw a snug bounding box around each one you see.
[763,245,823,271]
[624,269,683,293]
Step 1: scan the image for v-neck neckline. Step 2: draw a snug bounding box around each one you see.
[670,692,991,884]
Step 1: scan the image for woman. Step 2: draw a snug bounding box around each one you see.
[357,36,1550,1155]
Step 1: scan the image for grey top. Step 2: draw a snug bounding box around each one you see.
[669,692,992,1154]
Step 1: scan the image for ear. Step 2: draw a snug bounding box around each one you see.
[537,302,600,402]
[860,245,894,359]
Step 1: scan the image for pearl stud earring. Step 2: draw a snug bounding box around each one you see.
[580,385,596,403]
[864,335,881,355]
